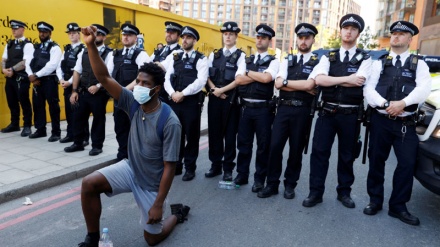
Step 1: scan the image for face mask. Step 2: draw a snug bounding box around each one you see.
[133,85,156,104]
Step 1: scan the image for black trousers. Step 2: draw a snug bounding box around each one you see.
[236,105,275,183]
[63,86,89,139]
[32,76,60,135]
[266,105,310,188]
[169,95,202,171]
[73,90,109,149]
[114,104,130,160]
[367,112,418,212]
[308,111,358,197]
[5,75,32,127]
[207,94,240,172]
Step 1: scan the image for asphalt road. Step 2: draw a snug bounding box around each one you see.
[1,135,440,247]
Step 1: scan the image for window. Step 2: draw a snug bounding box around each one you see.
[434,1,440,16]
[183,3,189,10]
[202,4,207,11]
[183,10,189,17]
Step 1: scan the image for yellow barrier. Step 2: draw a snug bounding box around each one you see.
[0,0,255,128]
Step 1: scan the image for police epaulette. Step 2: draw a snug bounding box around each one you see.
[213,48,221,59]
[196,50,205,58]
[327,49,339,62]
[173,52,180,61]
[64,44,71,51]
[307,54,319,66]
[112,49,119,56]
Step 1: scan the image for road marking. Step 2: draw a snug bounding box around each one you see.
[0,187,80,220]
[0,194,80,231]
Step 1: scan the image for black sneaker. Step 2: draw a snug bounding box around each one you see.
[170,203,191,223]
[77,235,98,247]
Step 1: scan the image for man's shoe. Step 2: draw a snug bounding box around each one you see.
[233,176,248,185]
[205,168,222,178]
[77,235,99,247]
[1,124,20,133]
[363,203,382,216]
[302,195,323,207]
[89,148,102,156]
[182,170,195,181]
[337,195,356,208]
[283,186,295,199]
[82,140,89,147]
[257,185,279,198]
[64,143,85,153]
[251,181,264,193]
[170,203,191,223]
[20,127,31,137]
[388,210,420,226]
[29,131,47,139]
[59,136,73,143]
[223,171,233,181]
[48,134,60,142]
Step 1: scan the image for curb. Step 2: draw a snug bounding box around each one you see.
[0,128,209,204]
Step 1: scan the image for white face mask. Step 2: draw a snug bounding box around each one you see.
[133,85,156,104]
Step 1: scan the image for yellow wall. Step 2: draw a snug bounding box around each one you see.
[0,0,255,128]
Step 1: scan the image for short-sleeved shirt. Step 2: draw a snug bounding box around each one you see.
[116,88,182,191]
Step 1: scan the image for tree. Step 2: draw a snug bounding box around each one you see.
[324,35,341,49]
[358,26,379,50]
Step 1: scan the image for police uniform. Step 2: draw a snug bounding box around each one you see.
[64,24,113,156]
[26,21,62,141]
[1,20,33,136]
[234,24,280,191]
[56,22,89,143]
[151,21,182,103]
[258,23,319,199]
[108,23,150,160]
[303,14,371,208]
[205,22,246,181]
[163,26,209,181]
[363,21,431,225]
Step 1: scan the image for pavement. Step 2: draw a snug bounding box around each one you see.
[0,98,209,204]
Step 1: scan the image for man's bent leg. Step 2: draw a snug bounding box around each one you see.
[143,216,178,246]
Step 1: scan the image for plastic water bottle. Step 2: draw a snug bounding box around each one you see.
[218,180,240,190]
[98,228,113,247]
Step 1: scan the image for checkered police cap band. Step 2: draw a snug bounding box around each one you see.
[258,27,272,36]
[182,27,197,38]
[38,23,51,31]
[166,23,181,31]
[221,23,239,31]
[342,16,362,29]
[122,26,137,34]
[297,26,316,35]
[97,28,107,35]
[392,22,415,35]
[10,21,24,28]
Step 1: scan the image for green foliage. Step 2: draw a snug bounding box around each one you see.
[358,26,379,50]
[324,35,341,49]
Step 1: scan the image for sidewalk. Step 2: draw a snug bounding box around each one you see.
[0,99,209,203]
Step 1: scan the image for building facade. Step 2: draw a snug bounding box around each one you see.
[169,0,360,52]
[418,0,440,55]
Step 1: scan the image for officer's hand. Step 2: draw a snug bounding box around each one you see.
[172,91,184,103]
[2,68,8,76]
[5,68,14,78]
[88,85,99,94]
[274,77,284,89]
[29,74,37,82]
[32,80,40,86]
[306,88,318,95]
[81,26,97,46]
[386,100,406,116]
[211,87,222,97]
[60,80,70,89]
[70,92,78,105]
[347,74,365,86]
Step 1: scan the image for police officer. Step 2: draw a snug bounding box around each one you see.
[233,24,279,192]
[303,14,371,208]
[363,21,431,225]
[258,23,319,199]
[205,22,246,181]
[150,21,182,103]
[64,24,113,156]
[109,23,150,160]
[26,21,62,142]
[57,22,89,144]
[1,19,33,137]
[164,26,209,181]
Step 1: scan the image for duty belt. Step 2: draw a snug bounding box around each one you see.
[242,100,274,108]
[279,99,310,107]
[375,110,416,122]
[322,102,358,114]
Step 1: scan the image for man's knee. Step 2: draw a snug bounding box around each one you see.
[81,171,110,194]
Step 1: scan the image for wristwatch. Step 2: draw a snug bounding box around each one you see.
[383,101,390,108]
[245,69,249,76]
[96,83,101,88]
[282,79,288,87]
